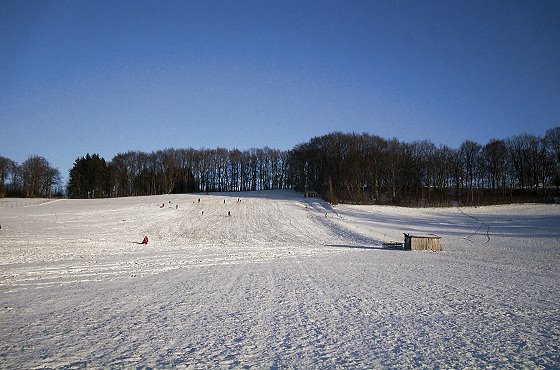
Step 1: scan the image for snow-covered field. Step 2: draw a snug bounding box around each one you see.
[1,190,559,368]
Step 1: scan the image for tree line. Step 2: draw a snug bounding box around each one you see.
[66,148,289,198]
[1,127,559,206]
[0,155,62,198]
[288,128,560,205]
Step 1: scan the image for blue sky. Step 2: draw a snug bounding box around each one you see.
[1,0,559,181]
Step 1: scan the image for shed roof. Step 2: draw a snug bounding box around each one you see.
[404,233,441,239]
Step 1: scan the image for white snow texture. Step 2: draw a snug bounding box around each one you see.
[1,190,559,368]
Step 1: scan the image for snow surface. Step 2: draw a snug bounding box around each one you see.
[1,190,559,368]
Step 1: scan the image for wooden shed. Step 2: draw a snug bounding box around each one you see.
[403,233,441,251]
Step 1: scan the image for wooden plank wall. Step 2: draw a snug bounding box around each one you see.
[410,237,441,251]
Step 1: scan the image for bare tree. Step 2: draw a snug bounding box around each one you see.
[0,156,16,197]
[545,127,560,191]
[459,140,482,204]
[20,155,60,197]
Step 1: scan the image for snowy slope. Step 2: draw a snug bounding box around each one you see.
[1,190,559,368]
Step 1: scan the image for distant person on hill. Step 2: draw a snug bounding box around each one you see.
[141,236,149,244]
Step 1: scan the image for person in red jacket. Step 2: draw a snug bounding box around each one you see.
[141,236,149,244]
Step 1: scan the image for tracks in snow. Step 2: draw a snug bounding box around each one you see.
[0,192,365,289]
[458,207,491,244]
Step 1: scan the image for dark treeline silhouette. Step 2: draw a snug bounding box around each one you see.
[0,155,62,198]
[66,147,289,198]
[2,126,559,205]
[289,128,560,206]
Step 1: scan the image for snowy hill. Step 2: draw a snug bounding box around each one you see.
[1,190,559,368]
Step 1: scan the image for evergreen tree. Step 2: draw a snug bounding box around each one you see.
[67,154,110,198]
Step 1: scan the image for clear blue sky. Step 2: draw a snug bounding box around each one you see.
[1,0,559,181]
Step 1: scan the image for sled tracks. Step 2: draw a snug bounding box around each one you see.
[458,208,491,244]
[303,199,383,247]
[314,212,382,247]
